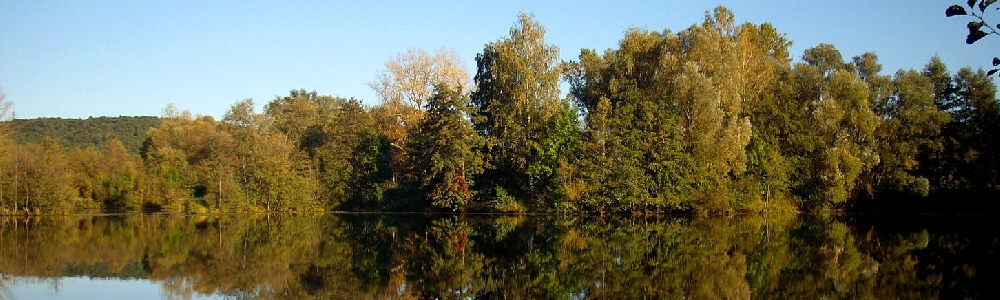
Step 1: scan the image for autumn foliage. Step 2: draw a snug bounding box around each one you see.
[2,7,1000,214]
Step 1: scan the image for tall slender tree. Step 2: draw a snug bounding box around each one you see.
[471,13,563,204]
[0,91,10,211]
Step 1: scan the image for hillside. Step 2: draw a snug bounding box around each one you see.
[6,116,161,154]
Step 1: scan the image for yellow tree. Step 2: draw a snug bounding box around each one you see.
[787,44,881,208]
[734,22,794,211]
[369,48,470,183]
[142,112,200,212]
[370,47,470,110]
[224,99,319,211]
[673,8,753,208]
[562,7,754,212]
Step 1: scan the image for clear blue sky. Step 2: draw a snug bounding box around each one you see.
[1,1,995,119]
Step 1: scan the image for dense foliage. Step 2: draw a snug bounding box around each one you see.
[6,116,161,154]
[1,7,999,214]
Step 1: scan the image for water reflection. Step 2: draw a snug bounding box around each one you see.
[0,214,997,299]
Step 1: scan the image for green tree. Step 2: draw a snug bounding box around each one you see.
[734,22,795,211]
[929,67,1000,191]
[264,90,338,147]
[787,45,880,209]
[368,48,471,186]
[141,113,212,212]
[409,85,483,211]
[309,98,394,210]
[6,116,161,154]
[866,69,950,197]
[673,9,754,208]
[471,13,563,204]
[563,7,754,213]
[90,139,146,211]
[224,99,319,212]
[566,28,680,212]
[531,99,583,210]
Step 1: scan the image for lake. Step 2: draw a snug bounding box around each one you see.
[0,213,997,299]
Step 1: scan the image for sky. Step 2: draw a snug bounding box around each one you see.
[6,276,223,299]
[1,1,996,119]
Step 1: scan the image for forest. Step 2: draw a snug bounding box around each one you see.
[1,7,998,214]
[6,116,160,154]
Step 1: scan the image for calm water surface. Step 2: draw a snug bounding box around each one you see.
[0,213,997,299]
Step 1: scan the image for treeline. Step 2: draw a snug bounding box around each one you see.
[6,116,160,154]
[1,7,999,214]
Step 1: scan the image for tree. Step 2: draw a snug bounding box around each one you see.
[273,96,396,210]
[927,67,1000,191]
[802,44,849,76]
[224,99,319,212]
[369,48,471,111]
[141,112,200,212]
[773,44,884,210]
[97,139,146,211]
[866,70,950,197]
[734,22,795,211]
[409,84,483,211]
[673,8,754,210]
[368,48,470,184]
[5,116,161,154]
[471,13,564,204]
[9,139,77,213]
[264,89,340,148]
[561,7,756,213]
[529,99,583,209]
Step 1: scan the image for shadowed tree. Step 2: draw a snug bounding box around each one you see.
[865,69,950,197]
[408,84,483,211]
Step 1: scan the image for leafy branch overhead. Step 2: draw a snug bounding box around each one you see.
[947,0,1000,75]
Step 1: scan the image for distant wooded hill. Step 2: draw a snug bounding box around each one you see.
[7,116,161,154]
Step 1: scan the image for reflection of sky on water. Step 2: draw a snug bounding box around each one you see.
[3,276,223,300]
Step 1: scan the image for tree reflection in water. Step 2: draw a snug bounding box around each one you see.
[0,214,997,299]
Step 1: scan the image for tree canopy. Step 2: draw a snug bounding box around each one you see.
[3,7,1000,215]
